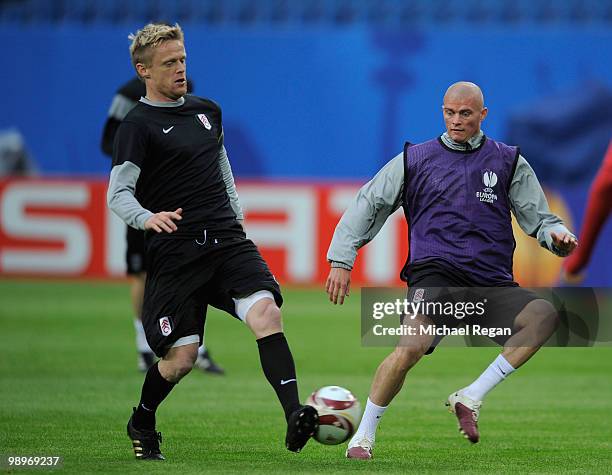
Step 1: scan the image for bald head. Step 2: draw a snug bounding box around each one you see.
[442,82,488,143]
[444,82,484,109]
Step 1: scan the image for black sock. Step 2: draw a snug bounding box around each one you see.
[257,332,301,421]
[133,362,176,430]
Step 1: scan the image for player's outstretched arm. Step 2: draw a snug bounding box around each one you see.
[509,155,577,256]
[326,267,351,305]
[563,142,612,277]
[144,208,183,234]
[326,154,404,277]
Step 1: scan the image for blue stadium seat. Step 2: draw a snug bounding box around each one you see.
[1,0,610,26]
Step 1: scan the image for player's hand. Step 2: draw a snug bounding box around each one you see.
[145,208,183,233]
[326,267,351,305]
[551,232,578,255]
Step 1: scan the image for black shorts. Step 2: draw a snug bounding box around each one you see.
[142,235,282,357]
[126,226,146,275]
[404,263,539,354]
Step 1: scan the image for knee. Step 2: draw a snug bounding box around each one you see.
[172,358,195,380]
[161,346,197,382]
[392,345,425,373]
[247,300,283,338]
[529,300,559,330]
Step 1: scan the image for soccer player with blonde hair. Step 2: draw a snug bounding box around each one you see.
[108,23,318,460]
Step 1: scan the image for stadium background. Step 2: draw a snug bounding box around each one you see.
[1,0,612,286]
[0,1,611,473]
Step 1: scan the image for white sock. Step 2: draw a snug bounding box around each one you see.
[349,398,388,446]
[463,354,515,401]
[198,345,207,357]
[133,319,152,354]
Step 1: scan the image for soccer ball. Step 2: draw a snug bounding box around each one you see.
[306,386,361,445]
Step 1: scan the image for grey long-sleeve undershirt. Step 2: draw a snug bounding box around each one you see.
[107,144,244,230]
[327,132,575,269]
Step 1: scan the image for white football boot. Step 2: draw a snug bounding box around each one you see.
[446,389,483,443]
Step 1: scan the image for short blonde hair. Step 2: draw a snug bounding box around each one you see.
[129,23,184,75]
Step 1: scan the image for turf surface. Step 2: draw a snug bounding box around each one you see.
[0,280,611,473]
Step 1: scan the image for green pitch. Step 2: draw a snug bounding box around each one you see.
[0,280,610,474]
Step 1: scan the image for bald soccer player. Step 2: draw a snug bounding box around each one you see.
[326,82,578,459]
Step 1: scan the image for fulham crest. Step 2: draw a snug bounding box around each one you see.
[476,169,498,204]
[159,316,173,336]
[197,113,212,130]
[413,288,425,303]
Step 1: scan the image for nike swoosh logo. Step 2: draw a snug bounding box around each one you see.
[163,126,174,134]
[280,378,296,385]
